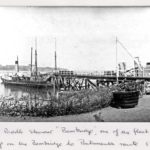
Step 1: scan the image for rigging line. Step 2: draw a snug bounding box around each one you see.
[117,39,135,60]
[117,39,143,71]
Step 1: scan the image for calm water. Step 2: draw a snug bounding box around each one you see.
[0,71,55,100]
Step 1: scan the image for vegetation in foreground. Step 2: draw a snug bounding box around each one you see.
[0,81,143,117]
[0,86,118,117]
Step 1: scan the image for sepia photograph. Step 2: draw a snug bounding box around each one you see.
[0,6,150,122]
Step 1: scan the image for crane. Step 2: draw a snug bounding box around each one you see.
[116,38,143,77]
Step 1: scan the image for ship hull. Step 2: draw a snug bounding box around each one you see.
[1,78,53,88]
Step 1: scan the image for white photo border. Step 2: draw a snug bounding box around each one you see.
[0,0,149,6]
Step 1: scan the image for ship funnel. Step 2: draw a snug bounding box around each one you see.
[15,56,19,73]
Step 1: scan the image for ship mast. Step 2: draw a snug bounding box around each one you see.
[35,38,38,77]
[17,56,19,72]
[55,38,57,72]
[116,37,119,84]
[31,47,33,76]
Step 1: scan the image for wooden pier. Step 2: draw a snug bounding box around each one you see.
[47,73,150,91]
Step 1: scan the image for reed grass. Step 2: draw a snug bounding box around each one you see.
[0,86,118,117]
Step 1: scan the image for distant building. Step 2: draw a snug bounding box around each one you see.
[144,62,150,77]
[134,57,143,77]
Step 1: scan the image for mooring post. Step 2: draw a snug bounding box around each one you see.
[68,78,70,90]
[56,91,59,99]
[96,79,99,87]
[53,76,56,95]
[85,79,87,89]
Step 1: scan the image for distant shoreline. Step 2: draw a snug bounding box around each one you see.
[0,65,68,72]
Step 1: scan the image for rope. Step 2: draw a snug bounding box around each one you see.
[117,39,135,60]
[117,39,143,71]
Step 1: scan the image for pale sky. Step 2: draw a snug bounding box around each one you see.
[0,7,150,71]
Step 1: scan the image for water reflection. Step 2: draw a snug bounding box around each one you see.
[0,82,55,101]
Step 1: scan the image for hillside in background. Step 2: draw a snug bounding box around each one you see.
[0,65,68,72]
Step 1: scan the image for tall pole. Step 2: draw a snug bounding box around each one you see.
[116,37,118,84]
[17,56,19,72]
[143,66,144,77]
[35,38,38,77]
[35,50,37,76]
[31,47,33,76]
[55,38,57,72]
